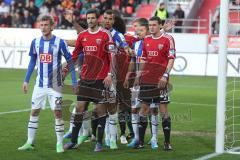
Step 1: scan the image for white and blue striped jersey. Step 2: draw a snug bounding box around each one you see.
[25,35,76,88]
[110,28,128,50]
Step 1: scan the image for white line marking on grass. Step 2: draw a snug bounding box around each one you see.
[194,152,222,160]
[0,108,31,115]
[0,106,50,115]
[0,102,215,116]
[172,101,216,107]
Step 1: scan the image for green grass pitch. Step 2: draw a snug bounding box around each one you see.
[0,69,239,160]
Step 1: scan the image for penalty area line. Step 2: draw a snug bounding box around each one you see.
[194,152,222,160]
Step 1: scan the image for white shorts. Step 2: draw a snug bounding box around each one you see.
[31,86,62,110]
[131,86,141,109]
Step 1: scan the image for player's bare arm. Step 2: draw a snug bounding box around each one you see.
[158,59,174,89]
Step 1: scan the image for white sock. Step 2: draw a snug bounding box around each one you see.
[105,116,110,140]
[109,113,118,141]
[27,116,39,144]
[55,118,64,145]
[151,115,159,141]
[132,113,139,140]
[82,119,90,136]
[68,107,76,133]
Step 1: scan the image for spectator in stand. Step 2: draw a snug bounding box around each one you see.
[45,0,58,11]
[22,9,34,28]
[173,3,185,33]
[74,0,82,11]
[98,0,112,14]
[60,10,73,29]
[35,0,44,8]
[50,7,59,27]
[124,0,134,17]
[26,1,39,21]
[0,12,11,27]
[61,0,74,10]
[0,1,10,14]
[212,15,220,34]
[11,11,22,27]
[155,2,169,26]
[39,3,49,15]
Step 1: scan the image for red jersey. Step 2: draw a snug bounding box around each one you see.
[141,33,176,85]
[72,27,113,80]
[115,33,138,82]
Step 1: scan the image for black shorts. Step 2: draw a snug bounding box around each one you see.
[77,80,115,104]
[139,85,170,104]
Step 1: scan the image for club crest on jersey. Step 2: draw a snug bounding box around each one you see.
[96,39,102,44]
[158,44,164,50]
[40,53,52,63]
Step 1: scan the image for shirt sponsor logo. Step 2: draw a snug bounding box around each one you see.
[84,46,97,52]
[148,51,158,56]
[40,53,52,63]
[96,39,102,44]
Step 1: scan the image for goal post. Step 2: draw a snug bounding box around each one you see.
[215,0,229,154]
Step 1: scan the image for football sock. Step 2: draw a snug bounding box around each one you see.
[162,116,171,143]
[97,116,106,144]
[55,118,64,144]
[27,116,39,144]
[151,115,159,141]
[132,113,139,140]
[139,114,148,144]
[109,113,118,141]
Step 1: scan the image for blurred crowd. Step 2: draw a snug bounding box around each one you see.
[0,0,140,28]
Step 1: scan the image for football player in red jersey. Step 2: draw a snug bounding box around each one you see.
[136,16,176,150]
[63,8,115,152]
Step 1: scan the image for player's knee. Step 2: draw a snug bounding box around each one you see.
[108,104,117,115]
[31,109,40,116]
[162,115,171,126]
[131,108,138,114]
[54,110,62,118]
[150,108,158,115]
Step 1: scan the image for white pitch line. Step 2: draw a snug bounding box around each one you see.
[194,152,222,160]
[0,108,31,115]
[171,101,216,107]
[0,102,215,116]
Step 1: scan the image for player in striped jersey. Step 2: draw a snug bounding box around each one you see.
[101,9,134,149]
[126,18,149,148]
[18,15,77,153]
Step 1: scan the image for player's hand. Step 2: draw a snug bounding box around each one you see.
[103,75,112,88]
[162,20,175,32]
[158,77,168,89]
[22,82,29,94]
[124,46,135,56]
